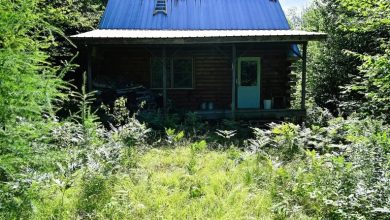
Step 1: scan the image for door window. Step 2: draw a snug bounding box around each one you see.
[240,60,258,86]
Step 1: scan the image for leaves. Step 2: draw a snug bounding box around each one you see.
[215,129,237,139]
[301,0,390,116]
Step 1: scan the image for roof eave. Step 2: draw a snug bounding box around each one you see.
[70,35,327,45]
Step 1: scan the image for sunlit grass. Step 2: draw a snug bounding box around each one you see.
[35,147,279,219]
[103,147,273,219]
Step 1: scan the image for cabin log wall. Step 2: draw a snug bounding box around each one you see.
[92,44,292,110]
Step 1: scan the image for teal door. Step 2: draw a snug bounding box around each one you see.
[237,57,261,109]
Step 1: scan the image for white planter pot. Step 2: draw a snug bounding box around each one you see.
[264,100,272,110]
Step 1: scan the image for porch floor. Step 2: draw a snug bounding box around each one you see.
[194,109,306,120]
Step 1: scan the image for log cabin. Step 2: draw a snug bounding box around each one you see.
[71,0,326,120]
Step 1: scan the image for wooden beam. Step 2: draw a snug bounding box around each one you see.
[232,44,237,120]
[214,45,230,58]
[87,46,93,91]
[301,42,308,110]
[162,46,168,116]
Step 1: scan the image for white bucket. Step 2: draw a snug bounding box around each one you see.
[264,100,272,110]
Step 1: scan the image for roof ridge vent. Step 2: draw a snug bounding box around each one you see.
[154,0,167,15]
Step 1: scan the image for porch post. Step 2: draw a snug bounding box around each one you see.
[162,46,168,116]
[87,46,93,91]
[232,44,237,120]
[301,42,308,110]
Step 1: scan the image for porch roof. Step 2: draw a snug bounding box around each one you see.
[70,29,327,45]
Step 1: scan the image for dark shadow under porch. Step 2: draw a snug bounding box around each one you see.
[194,109,306,120]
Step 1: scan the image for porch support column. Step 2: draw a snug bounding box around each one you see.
[231,44,237,120]
[301,42,308,110]
[162,46,168,116]
[87,46,93,91]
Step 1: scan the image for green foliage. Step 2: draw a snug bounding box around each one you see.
[247,117,390,219]
[0,0,68,126]
[3,112,390,219]
[343,44,390,120]
[336,0,390,119]
[139,111,180,130]
[190,140,207,153]
[0,1,72,217]
[84,148,273,219]
[305,106,334,127]
[301,0,390,115]
[183,112,204,134]
[271,123,301,158]
[249,127,271,156]
[39,0,105,58]
[165,128,185,145]
[248,123,304,160]
[76,174,112,218]
[103,97,151,147]
[1,0,389,219]
[337,0,390,32]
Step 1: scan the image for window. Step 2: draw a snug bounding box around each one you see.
[151,58,171,88]
[151,58,193,89]
[240,60,259,86]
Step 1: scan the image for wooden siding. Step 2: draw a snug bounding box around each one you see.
[91,44,293,110]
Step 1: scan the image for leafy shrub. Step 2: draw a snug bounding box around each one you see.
[0,1,73,215]
[190,140,207,153]
[246,116,390,218]
[186,140,207,175]
[165,128,185,146]
[183,112,205,134]
[328,118,390,219]
[270,123,302,159]
[76,174,113,218]
[139,111,180,131]
[248,127,271,156]
[306,106,334,127]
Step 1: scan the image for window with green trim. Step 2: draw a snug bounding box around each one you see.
[151,58,193,89]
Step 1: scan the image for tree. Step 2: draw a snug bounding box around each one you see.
[0,0,70,215]
[39,0,105,61]
[0,0,66,127]
[338,0,390,120]
[302,0,390,116]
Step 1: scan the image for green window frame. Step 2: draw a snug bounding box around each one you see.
[150,57,194,89]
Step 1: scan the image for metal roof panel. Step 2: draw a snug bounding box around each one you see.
[99,0,291,30]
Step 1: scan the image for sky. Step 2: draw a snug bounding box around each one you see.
[279,0,311,13]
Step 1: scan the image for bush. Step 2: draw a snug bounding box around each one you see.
[247,116,390,218]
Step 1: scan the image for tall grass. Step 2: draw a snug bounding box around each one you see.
[25,114,390,219]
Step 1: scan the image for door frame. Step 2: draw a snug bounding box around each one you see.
[237,57,261,109]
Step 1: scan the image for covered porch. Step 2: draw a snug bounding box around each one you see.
[71,30,326,120]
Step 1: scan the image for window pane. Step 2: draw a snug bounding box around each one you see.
[151,58,171,88]
[173,59,193,88]
[240,60,258,86]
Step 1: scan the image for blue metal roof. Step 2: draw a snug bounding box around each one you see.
[99,0,291,30]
